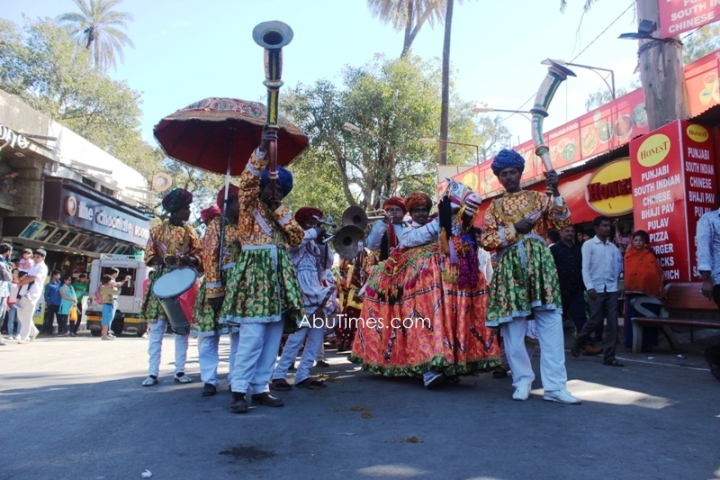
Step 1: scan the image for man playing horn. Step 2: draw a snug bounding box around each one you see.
[366,196,410,261]
[270,206,336,391]
[140,188,201,387]
[481,149,580,404]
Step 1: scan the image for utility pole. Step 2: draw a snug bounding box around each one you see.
[636,0,691,130]
[438,0,453,165]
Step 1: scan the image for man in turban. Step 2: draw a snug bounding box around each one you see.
[481,149,580,404]
[192,184,242,396]
[367,196,410,261]
[270,206,336,391]
[220,127,307,414]
[141,187,201,387]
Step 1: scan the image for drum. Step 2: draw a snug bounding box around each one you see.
[152,267,198,334]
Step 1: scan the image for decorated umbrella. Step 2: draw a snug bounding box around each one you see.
[152,97,308,176]
[153,97,308,272]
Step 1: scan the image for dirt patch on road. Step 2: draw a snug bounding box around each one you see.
[220,444,276,462]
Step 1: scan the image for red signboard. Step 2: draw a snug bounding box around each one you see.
[630,121,718,282]
[452,50,720,200]
[658,0,720,38]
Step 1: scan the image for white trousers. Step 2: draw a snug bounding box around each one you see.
[147,318,189,377]
[230,320,283,395]
[272,326,324,383]
[501,308,568,393]
[197,332,240,387]
[17,297,39,341]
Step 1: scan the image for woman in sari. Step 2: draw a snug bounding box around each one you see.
[623,230,665,350]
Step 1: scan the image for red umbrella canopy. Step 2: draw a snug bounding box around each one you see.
[153,97,309,175]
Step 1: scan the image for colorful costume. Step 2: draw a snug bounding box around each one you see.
[350,191,501,381]
[366,197,410,261]
[221,150,306,401]
[140,188,201,386]
[192,191,243,392]
[272,207,336,387]
[334,250,377,351]
[481,149,578,403]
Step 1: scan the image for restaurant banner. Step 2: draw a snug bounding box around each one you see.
[658,0,720,38]
[630,120,717,282]
[453,50,720,199]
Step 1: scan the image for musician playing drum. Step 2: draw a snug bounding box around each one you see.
[192,186,242,397]
[140,188,201,387]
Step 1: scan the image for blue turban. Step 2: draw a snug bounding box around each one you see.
[161,188,193,214]
[260,166,294,195]
[491,149,525,176]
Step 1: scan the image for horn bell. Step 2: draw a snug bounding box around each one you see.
[341,206,368,231]
[252,21,294,50]
[332,225,365,260]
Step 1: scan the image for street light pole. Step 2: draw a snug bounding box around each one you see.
[419,138,480,165]
[541,58,616,100]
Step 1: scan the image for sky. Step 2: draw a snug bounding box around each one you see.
[1,0,642,150]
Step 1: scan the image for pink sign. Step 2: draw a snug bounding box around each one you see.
[658,0,720,38]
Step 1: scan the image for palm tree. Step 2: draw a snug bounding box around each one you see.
[57,0,134,72]
[367,0,445,57]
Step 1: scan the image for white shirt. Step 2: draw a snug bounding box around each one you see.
[581,235,623,293]
[25,261,49,303]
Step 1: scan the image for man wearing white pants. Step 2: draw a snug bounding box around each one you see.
[270,207,335,391]
[16,250,48,344]
[481,149,580,404]
[197,332,239,393]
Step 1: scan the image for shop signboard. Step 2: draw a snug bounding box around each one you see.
[630,120,718,282]
[658,0,720,38]
[44,184,150,246]
[452,50,720,200]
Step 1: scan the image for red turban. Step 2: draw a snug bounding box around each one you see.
[405,192,432,213]
[216,184,240,210]
[383,196,407,214]
[200,205,222,224]
[295,207,323,226]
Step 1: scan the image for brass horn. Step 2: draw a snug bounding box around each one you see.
[332,225,366,260]
[341,206,387,231]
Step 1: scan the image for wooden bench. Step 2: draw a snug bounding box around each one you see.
[630,282,720,353]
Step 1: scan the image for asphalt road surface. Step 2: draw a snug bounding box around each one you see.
[1,330,719,480]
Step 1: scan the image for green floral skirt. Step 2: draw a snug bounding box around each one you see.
[219,245,304,332]
[487,237,562,326]
[192,270,238,337]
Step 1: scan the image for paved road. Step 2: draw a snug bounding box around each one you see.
[1,330,719,480]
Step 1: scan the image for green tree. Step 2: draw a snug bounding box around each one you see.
[367,0,445,57]
[283,55,475,213]
[57,0,134,72]
[682,23,720,64]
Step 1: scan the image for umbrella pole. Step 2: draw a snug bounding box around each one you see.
[218,130,234,274]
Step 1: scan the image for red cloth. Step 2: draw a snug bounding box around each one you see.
[216,184,239,210]
[178,279,200,324]
[200,205,222,224]
[405,192,432,212]
[295,207,323,225]
[383,196,407,214]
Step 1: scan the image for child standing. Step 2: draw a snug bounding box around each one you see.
[100,275,120,340]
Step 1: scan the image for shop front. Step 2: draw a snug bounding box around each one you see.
[2,178,150,274]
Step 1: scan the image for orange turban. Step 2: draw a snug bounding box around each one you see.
[383,196,407,214]
[405,192,432,213]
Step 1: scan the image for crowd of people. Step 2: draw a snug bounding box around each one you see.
[4,135,719,396]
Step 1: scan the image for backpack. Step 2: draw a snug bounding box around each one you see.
[93,287,103,305]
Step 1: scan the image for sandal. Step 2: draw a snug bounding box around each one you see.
[270,378,292,391]
[295,377,325,389]
[603,360,625,367]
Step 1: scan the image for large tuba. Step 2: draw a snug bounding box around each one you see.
[253,21,294,196]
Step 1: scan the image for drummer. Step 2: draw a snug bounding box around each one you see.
[192,187,242,397]
[140,188,201,387]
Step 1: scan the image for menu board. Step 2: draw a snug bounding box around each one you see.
[630,120,718,282]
